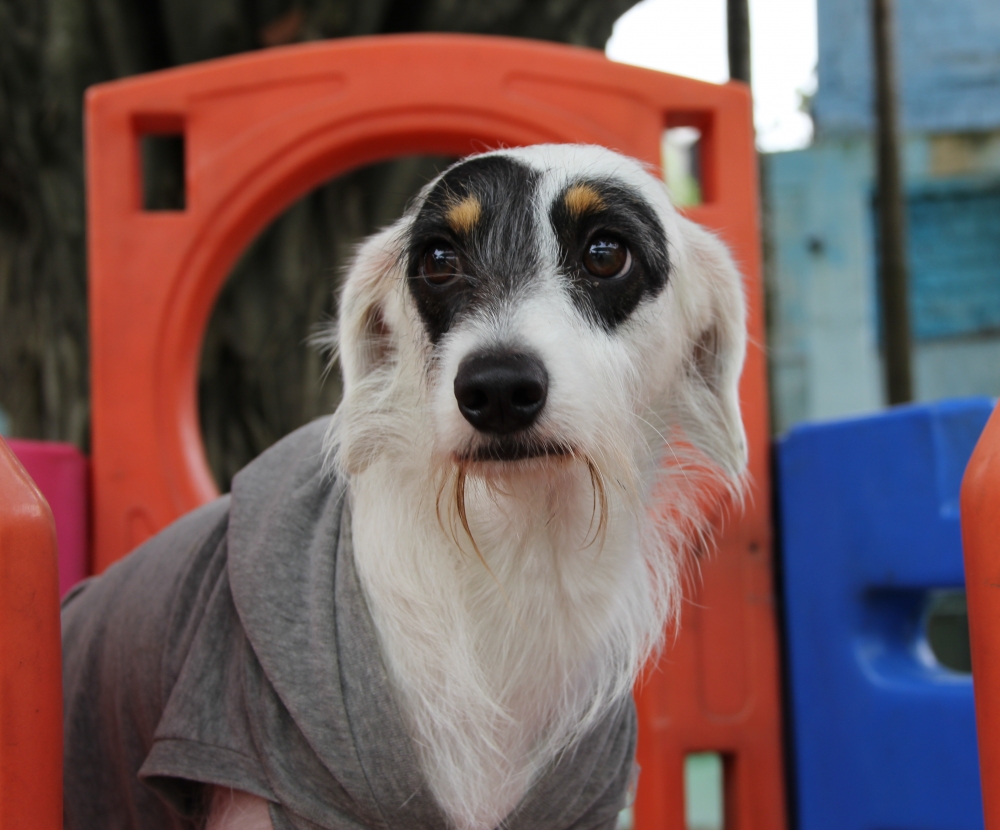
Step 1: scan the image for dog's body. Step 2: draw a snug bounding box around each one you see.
[63,145,747,830]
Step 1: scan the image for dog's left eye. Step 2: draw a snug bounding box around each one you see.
[582,235,632,279]
[421,243,461,285]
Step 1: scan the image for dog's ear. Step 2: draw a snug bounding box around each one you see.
[672,219,748,480]
[337,225,403,390]
[324,225,406,477]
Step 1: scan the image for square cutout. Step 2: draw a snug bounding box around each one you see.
[662,127,703,208]
[140,133,186,211]
[925,589,972,673]
[685,751,724,830]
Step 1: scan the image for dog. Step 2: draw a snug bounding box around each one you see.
[62,144,747,830]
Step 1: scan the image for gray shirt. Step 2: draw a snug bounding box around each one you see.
[62,418,636,830]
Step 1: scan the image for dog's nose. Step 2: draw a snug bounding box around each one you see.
[454,351,548,434]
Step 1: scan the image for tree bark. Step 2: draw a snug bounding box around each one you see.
[0,0,639,488]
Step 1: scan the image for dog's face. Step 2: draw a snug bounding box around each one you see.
[334,144,747,498]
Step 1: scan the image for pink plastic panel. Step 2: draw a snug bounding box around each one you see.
[7,440,89,596]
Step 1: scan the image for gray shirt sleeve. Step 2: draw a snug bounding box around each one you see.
[62,497,232,830]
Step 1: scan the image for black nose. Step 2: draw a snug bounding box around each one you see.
[454,351,548,434]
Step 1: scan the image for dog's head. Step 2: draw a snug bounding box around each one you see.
[331,144,747,509]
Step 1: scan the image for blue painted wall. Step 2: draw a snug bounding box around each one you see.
[814,0,1000,134]
[906,178,1000,339]
[763,0,1000,432]
[763,138,883,432]
[764,137,1000,433]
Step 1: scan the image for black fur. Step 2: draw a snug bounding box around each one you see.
[406,157,670,343]
[549,179,671,331]
[406,156,541,344]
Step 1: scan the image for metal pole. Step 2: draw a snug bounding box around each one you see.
[728,0,752,84]
[872,0,913,404]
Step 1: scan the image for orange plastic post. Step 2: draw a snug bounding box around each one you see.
[962,400,1000,827]
[87,35,784,828]
[0,438,63,830]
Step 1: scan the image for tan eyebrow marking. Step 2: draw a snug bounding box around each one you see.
[564,183,606,218]
[445,195,482,234]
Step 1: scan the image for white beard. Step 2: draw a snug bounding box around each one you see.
[348,442,681,830]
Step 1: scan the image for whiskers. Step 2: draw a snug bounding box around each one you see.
[434,446,616,575]
[435,456,490,571]
[581,454,608,551]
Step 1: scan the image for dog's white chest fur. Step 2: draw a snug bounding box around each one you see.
[350,454,652,829]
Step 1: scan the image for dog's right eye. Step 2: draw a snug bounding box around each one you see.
[421,243,461,285]
[582,235,631,280]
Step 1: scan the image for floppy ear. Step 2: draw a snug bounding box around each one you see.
[336,224,403,392]
[671,219,748,480]
[325,222,414,476]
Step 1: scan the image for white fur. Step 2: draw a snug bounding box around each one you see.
[208,144,748,830]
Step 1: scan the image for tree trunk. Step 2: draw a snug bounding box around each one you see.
[0,0,639,488]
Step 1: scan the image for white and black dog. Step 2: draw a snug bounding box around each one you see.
[65,144,747,830]
[288,144,743,828]
[329,144,745,821]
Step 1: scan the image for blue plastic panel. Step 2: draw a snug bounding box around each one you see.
[776,399,991,830]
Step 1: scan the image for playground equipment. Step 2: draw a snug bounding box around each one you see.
[84,35,784,829]
[0,34,784,829]
[5,441,88,598]
[2,32,996,830]
[777,399,990,830]
[0,440,63,829]
[962,400,1000,827]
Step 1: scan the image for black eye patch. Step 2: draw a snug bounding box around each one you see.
[549,179,670,330]
[406,156,540,345]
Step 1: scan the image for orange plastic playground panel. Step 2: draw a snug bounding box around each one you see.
[86,35,785,828]
[962,399,1000,827]
[0,438,63,830]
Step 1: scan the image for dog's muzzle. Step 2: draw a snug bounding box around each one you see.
[454,350,548,434]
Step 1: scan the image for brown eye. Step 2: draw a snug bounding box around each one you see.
[582,236,632,279]
[421,243,460,285]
